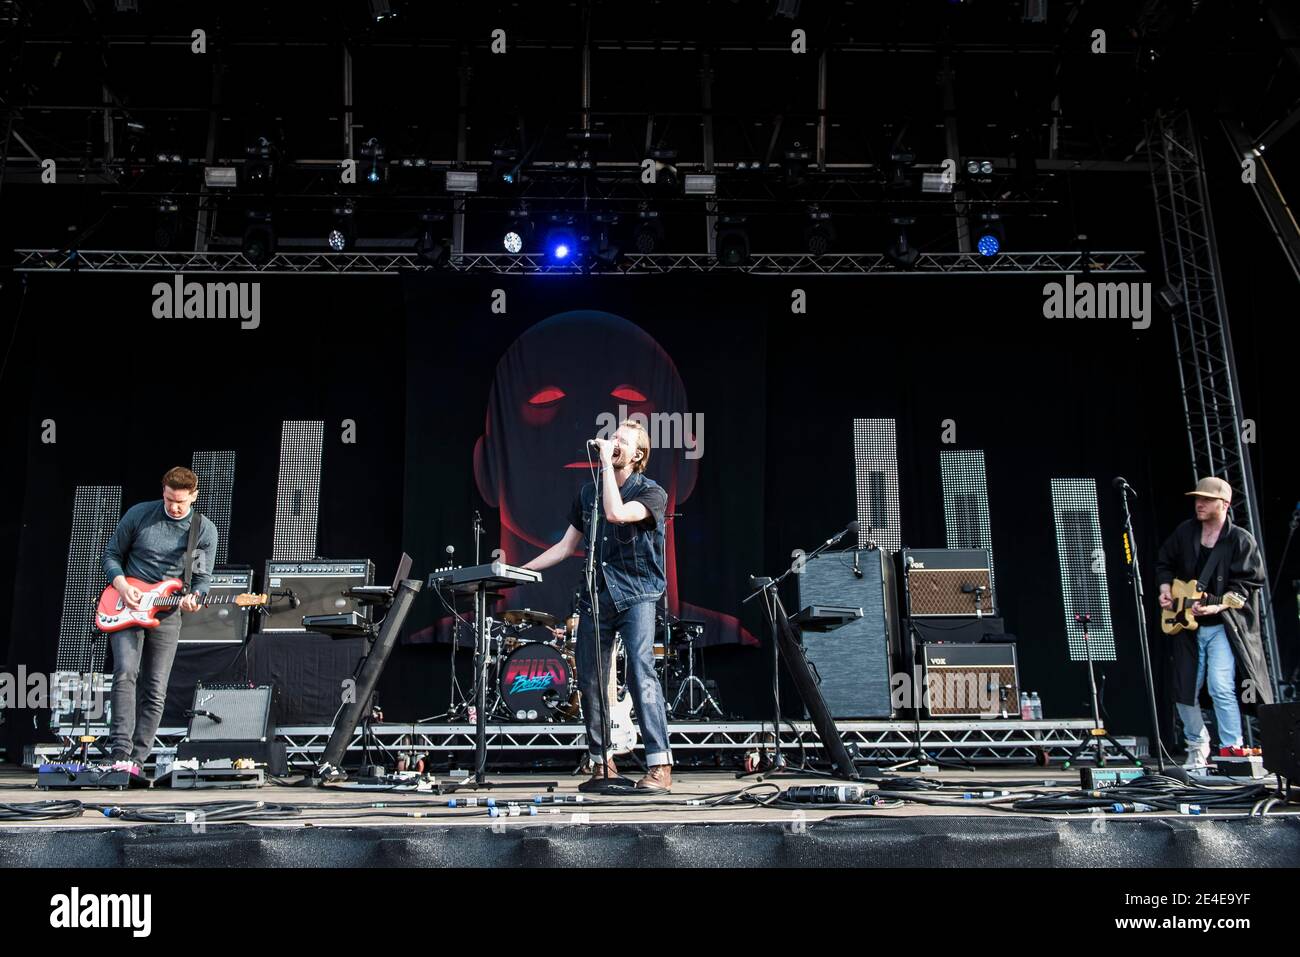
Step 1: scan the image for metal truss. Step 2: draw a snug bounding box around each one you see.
[15,248,1145,277]
[1146,109,1282,695]
[33,718,1138,768]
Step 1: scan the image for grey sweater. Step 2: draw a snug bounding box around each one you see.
[102,501,219,596]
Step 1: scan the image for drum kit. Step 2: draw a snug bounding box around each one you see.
[467,607,721,724]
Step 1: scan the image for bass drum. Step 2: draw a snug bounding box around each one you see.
[498,643,573,720]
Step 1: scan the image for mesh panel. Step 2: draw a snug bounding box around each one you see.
[271,421,324,561]
[192,450,236,565]
[853,418,901,552]
[57,486,122,672]
[1050,478,1117,661]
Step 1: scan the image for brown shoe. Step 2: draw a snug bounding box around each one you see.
[635,764,672,794]
[578,758,620,793]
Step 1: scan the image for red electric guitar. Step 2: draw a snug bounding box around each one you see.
[94,577,269,634]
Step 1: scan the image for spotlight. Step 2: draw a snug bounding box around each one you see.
[804,209,834,256]
[684,174,717,195]
[244,136,276,189]
[360,137,385,185]
[242,212,275,265]
[885,216,919,267]
[327,205,355,252]
[591,213,623,268]
[633,210,663,254]
[416,211,448,266]
[492,147,521,186]
[974,211,1004,257]
[716,216,749,266]
[544,217,578,262]
[368,0,396,22]
[153,198,181,250]
[502,210,533,254]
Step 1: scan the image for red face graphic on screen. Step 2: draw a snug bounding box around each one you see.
[473,311,697,551]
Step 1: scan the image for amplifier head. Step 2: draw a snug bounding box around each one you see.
[180,565,255,644]
[261,559,375,633]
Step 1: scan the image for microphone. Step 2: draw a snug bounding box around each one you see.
[1112,476,1138,498]
[825,519,860,547]
[287,589,301,610]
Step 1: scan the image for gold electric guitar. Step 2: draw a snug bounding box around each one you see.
[1161,578,1246,635]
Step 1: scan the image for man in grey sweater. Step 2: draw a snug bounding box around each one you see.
[102,466,219,770]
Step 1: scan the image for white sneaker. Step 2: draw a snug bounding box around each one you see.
[1181,741,1211,769]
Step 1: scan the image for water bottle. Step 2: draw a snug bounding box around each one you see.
[1020,692,1032,720]
[1031,692,1043,720]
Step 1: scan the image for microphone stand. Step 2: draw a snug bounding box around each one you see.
[584,452,633,792]
[737,522,860,781]
[1115,481,1181,777]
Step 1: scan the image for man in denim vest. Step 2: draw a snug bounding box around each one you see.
[523,420,674,792]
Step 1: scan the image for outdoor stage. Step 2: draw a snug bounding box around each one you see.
[3,763,1296,869]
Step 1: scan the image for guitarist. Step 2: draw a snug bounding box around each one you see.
[101,467,219,772]
[1155,477,1271,767]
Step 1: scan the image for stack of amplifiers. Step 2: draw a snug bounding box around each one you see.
[261,559,374,634]
[179,565,256,644]
[922,642,1019,718]
[903,548,995,617]
[794,549,900,718]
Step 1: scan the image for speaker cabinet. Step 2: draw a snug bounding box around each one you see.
[179,566,256,644]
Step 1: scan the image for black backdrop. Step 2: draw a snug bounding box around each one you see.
[2,266,1296,758]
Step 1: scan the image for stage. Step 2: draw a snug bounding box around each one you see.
[2,764,1296,869]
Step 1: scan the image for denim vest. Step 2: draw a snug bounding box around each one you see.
[577,471,666,611]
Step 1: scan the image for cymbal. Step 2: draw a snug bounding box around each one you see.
[501,608,560,629]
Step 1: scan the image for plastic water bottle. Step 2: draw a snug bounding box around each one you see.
[1030,692,1043,720]
[1020,693,1032,720]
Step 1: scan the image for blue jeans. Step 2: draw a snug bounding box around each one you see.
[1174,623,1243,749]
[576,587,672,767]
[108,615,182,764]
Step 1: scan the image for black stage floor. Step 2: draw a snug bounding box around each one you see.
[1,765,1296,867]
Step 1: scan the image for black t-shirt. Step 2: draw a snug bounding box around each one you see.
[1195,544,1224,626]
[568,475,667,538]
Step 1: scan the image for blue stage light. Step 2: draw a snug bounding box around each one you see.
[977,233,1000,256]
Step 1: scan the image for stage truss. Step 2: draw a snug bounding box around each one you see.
[14,249,1146,277]
[32,718,1144,769]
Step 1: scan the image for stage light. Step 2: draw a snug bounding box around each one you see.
[544,219,578,262]
[684,173,717,195]
[716,216,749,266]
[974,210,1004,257]
[154,199,181,250]
[360,137,385,185]
[503,231,523,253]
[242,212,275,265]
[327,205,355,252]
[244,135,276,189]
[416,211,448,267]
[445,170,479,193]
[204,166,238,188]
[922,172,953,193]
[804,209,834,256]
[633,210,663,254]
[368,0,396,22]
[885,216,919,267]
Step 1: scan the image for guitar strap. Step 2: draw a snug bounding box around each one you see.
[182,510,204,594]
[1195,527,1233,598]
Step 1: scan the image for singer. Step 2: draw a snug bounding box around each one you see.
[522,420,674,792]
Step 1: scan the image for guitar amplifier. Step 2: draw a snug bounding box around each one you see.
[795,549,899,718]
[922,642,1019,717]
[179,565,256,644]
[260,559,374,633]
[177,683,286,774]
[903,548,995,617]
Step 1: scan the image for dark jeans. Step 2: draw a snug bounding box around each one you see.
[577,587,672,766]
[109,614,182,764]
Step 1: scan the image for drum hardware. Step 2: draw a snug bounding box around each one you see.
[666,619,723,718]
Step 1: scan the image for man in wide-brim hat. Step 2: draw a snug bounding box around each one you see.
[1155,477,1273,768]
